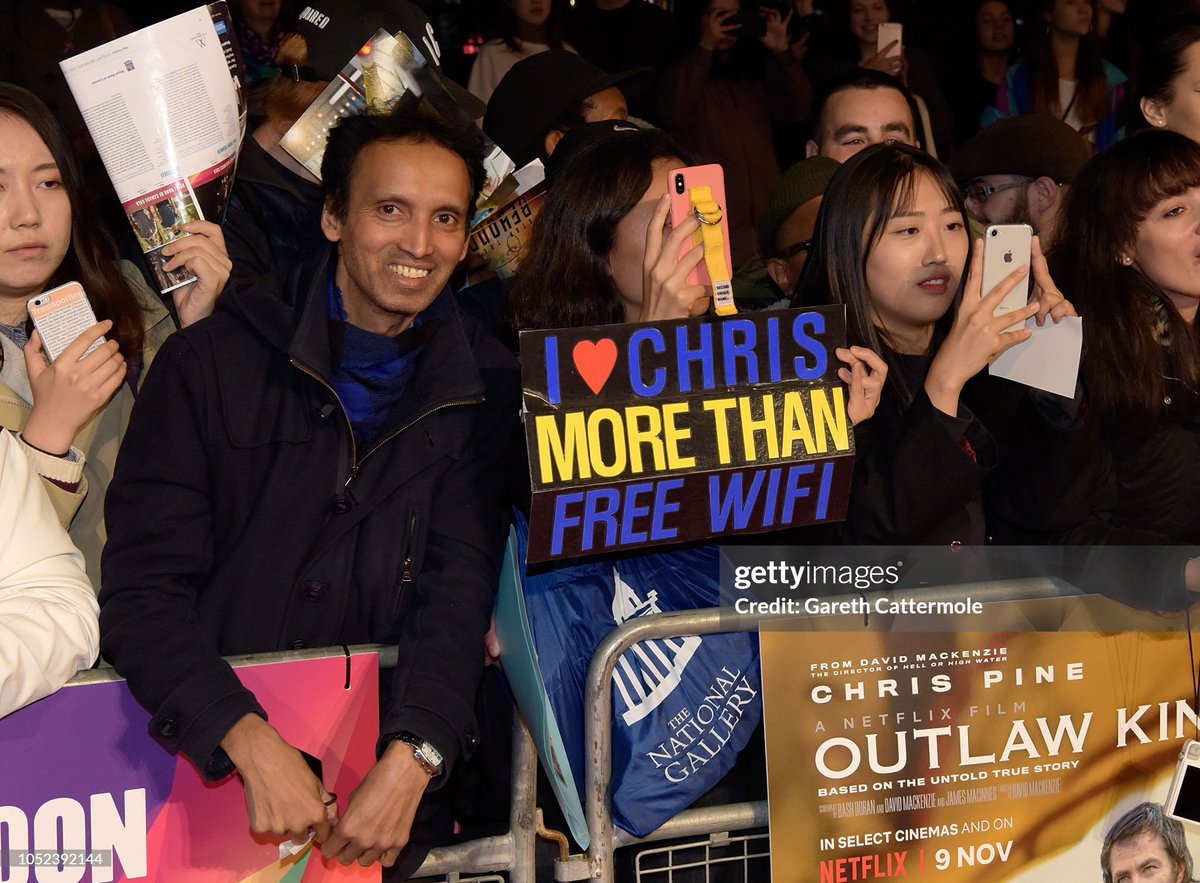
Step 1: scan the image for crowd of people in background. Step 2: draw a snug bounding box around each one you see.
[3,0,1200,878]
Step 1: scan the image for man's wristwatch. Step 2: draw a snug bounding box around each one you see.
[393,732,444,778]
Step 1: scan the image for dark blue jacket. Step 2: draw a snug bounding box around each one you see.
[100,245,521,780]
[222,138,326,288]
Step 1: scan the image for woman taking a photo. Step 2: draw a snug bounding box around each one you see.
[804,0,953,156]
[794,143,1075,544]
[508,125,883,415]
[508,127,711,330]
[0,83,231,583]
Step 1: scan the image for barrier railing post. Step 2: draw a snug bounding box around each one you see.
[581,578,1073,880]
[510,712,539,881]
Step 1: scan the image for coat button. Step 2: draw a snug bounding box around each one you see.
[300,581,327,602]
[157,718,179,738]
[290,640,307,650]
[331,497,352,515]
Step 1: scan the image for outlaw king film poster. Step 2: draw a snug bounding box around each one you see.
[761,605,1200,882]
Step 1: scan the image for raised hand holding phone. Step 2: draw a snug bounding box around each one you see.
[981,224,1033,331]
[924,242,1038,416]
[637,194,708,322]
[22,319,126,456]
[863,22,903,78]
[1028,234,1077,325]
[699,4,741,51]
[669,164,737,316]
[28,282,104,362]
[876,22,902,59]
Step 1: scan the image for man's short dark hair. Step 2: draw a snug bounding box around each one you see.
[812,70,919,145]
[321,93,487,221]
[1101,802,1194,883]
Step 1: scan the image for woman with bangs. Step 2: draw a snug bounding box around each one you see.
[794,143,1075,544]
[1050,130,1200,552]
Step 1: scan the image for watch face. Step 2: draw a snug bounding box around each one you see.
[420,741,443,767]
[398,732,443,775]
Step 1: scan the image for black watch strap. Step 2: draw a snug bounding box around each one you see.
[391,731,444,778]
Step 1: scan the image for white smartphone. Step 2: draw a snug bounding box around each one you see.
[877,22,902,59]
[981,224,1032,332]
[27,281,105,363]
[1166,739,1200,825]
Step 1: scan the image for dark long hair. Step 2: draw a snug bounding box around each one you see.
[507,128,692,332]
[795,143,972,409]
[1139,13,1200,109]
[1026,0,1110,130]
[0,84,145,358]
[1054,130,1200,426]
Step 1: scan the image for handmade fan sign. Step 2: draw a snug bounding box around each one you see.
[519,307,856,561]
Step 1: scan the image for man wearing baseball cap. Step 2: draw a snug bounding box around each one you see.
[950,115,1090,250]
[293,1,482,116]
[483,50,651,169]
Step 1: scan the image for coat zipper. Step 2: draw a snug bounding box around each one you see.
[290,358,484,490]
[292,358,486,618]
[357,396,484,473]
[401,510,418,586]
[291,359,358,488]
[394,509,419,617]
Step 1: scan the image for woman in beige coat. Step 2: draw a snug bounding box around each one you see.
[0,84,231,586]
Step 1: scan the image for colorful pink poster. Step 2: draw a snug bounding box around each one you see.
[0,653,380,882]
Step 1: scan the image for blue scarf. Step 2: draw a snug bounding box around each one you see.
[326,275,445,448]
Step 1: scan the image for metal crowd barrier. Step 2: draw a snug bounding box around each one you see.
[569,576,1076,883]
[70,646,539,883]
[64,576,1077,882]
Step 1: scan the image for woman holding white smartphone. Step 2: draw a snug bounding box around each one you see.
[0,83,231,585]
[793,143,1075,544]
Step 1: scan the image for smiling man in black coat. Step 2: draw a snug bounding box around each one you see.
[99,96,519,878]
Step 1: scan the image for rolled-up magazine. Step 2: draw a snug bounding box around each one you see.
[61,4,247,294]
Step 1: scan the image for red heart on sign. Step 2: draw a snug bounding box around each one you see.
[572,339,618,395]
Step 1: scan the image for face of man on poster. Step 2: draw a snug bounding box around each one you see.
[1106,829,1193,883]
